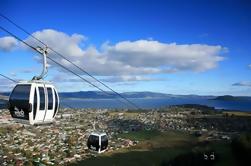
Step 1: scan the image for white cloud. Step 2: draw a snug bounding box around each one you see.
[25,29,86,57]
[101,75,163,83]
[0,36,18,51]
[248,64,251,69]
[24,29,163,76]
[50,74,83,83]
[232,81,251,87]
[104,40,225,72]
[3,29,226,83]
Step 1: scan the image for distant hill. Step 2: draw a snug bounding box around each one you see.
[59,91,172,99]
[213,95,251,101]
[0,94,9,101]
[1,91,251,101]
[0,91,190,100]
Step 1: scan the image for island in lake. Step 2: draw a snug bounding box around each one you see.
[213,95,251,101]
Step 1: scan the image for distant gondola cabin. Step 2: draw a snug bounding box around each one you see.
[87,132,108,153]
[8,81,59,125]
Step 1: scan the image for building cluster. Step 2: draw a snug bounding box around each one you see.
[0,106,250,165]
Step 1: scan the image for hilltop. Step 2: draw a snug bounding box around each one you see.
[58,91,215,99]
[213,95,251,101]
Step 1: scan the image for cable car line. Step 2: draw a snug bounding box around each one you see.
[0,26,110,150]
[0,26,38,51]
[0,13,46,46]
[0,73,18,83]
[0,26,139,109]
[46,55,137,109]
[48,48,140,109]
[0,13,141,110]
[0,26,108,94]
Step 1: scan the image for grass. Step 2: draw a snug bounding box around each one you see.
[117,130,162,141]
[211,142,238,166]
[223,111,251,117]
[70,130,246,166]
[72,147,189,166]
[70,130,199,166]
[115,130,198,152]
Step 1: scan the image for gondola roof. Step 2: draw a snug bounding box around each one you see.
[90,132,107,136]
[18,80,53,84]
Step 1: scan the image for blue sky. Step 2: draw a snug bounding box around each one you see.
[0,0,251,96]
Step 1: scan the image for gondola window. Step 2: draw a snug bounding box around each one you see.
[33,89,37,120]
[47,88,53,109]
[39,87,45,110]
[9,85,31,120]
[53,89,58,117]
[101,135,108,151]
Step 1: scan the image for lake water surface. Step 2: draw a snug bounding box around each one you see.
[61,97,251,112]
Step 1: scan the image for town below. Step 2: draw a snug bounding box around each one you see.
[0,105,251,165]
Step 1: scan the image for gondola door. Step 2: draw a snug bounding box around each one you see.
[30,84,37,124]
[34,84,46,122]
[43,85,55,122]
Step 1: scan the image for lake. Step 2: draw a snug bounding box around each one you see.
[60,97,251,112]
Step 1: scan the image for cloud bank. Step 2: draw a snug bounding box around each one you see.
[0,36,18,51]
[0,29,226,83]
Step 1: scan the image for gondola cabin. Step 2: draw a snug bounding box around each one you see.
[87,132,108,153]
[8,80,59,125]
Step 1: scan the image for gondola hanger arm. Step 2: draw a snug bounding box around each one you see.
[32,46,49,80]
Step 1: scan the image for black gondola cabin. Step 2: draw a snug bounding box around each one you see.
[87,132,108,153]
